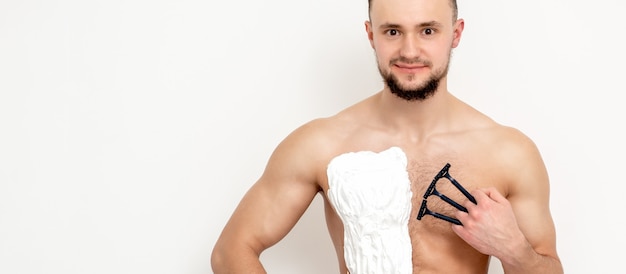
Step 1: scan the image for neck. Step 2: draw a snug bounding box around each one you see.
[375,82,458,140]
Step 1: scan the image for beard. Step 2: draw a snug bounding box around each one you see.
[378,55,450,102]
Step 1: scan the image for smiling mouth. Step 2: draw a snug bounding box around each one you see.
[395,61,428,67]
[394,64,428,73]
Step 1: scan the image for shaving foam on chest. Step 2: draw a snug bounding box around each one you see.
[327,147,413,274]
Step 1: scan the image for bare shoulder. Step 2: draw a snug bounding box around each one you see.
[457,102,543,168]
[487,125,544,171]
[274,113,357,158]
[453,102,548,193]
[468,121,549,202]
[263,101,369,186]
[485,124,542,160]
[274,98,371,156]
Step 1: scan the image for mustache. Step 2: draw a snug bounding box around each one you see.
[390,57,432,67]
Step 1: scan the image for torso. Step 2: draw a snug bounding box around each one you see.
[311,92,516,273]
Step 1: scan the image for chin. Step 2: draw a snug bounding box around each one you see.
[398,81,428,91]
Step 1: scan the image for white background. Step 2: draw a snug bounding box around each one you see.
[1,0,624,273]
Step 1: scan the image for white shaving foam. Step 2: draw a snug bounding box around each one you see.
[327,147,413,274]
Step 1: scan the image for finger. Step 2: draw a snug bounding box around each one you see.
[462,197,477,211]
[471,189,491,205]
[483,187,507,204]
[450,219,470,242]
[451,222,464,235]
[455,208,469,219]
[455,209,470,226]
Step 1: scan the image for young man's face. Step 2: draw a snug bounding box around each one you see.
[366,0,463,101]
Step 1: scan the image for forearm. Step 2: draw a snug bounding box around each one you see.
[211,245,267,274]
[499,240,563,274]
[502,255,562,274]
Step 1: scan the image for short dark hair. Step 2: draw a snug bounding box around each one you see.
[368,0,458,21]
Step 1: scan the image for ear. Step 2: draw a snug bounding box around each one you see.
[451,18,465,48]
[365,20,375,49]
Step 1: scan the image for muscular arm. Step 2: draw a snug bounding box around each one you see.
[453,129,563,274]
[211,124,324,273]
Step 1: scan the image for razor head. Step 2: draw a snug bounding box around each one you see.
[437,163,451,179]
[417,199,462,225]
[422,180,437,200]
[422,163,451,199]
[417,199,428,220]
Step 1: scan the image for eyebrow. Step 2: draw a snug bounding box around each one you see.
[378,21,444,30]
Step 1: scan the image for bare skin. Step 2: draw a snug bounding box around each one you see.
[211,0,563,273]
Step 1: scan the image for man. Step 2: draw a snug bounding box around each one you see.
[211,0,563,273]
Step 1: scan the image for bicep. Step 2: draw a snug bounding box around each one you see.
[507,140,559,258]
[216,139,322,254]
[229,176,319,250]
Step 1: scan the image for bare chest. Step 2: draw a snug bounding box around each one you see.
[407,145,507,223]
[321,145,501,273]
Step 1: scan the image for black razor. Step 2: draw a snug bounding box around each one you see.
[416,163,477,225]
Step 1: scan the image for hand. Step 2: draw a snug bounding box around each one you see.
[451,187,527,260]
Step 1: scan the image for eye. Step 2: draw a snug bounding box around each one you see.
[422,28,435,35]
[385,29,400,36]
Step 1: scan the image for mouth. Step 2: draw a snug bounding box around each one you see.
[393,63,428,74]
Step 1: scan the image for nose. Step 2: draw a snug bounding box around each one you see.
[399,34,421,60]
